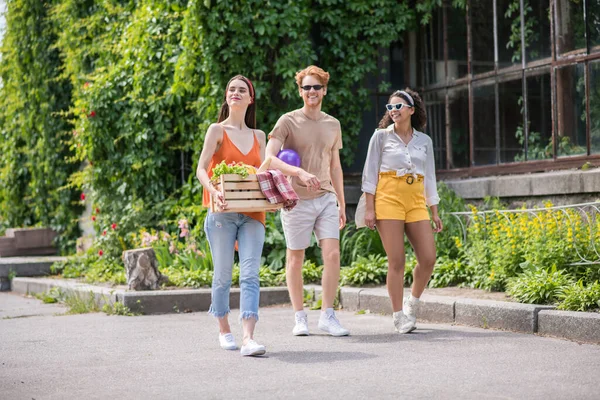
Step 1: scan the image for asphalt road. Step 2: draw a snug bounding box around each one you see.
[1,292,599,400]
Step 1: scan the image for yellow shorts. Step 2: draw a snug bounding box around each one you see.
[375,172,430,223]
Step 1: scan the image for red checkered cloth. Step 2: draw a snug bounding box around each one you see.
[256,169,299,211]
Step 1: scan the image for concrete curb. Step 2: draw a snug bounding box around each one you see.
[454,298,555,333]
[11,277,118,308]
[538,309,600,344]
[0,256,66,291]
[121,286,290,314]
[418,294,456,324]
[11,277,290,315]
[9,278,599,344]
[336,287,598,344]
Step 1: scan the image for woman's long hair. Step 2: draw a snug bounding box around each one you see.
[217,75,256,129]
[377,88,427,131]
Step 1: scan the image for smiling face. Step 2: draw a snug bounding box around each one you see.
[299,75,327,108]
[387,96,414,125]
[226,78,253,110]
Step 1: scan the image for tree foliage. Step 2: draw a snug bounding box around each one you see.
[1,0,445,250]
[0,0,81,250]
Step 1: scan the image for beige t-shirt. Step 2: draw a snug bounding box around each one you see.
[269,109,343,200]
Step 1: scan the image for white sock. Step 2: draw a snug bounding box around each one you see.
[409,295,420,302]
[322,307,334,316]
[295,310,306,318]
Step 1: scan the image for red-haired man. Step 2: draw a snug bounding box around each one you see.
[266,65,349,337]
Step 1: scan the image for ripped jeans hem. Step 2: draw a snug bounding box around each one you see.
[239,311,259,322]
[208,306,231,318]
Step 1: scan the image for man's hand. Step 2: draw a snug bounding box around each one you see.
[339,206,346,230]
[298,170,321,191]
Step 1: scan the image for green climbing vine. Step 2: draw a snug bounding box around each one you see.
[1,0,449,250]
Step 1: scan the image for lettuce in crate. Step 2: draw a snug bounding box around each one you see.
[211,161,257,183]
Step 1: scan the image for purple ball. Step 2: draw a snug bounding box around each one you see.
[277,149,301,167]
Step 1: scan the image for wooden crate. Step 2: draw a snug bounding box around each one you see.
[210,174,283,213]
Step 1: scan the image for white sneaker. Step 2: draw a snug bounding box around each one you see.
[318,310,350,337]
[219,333,237,350]
[404,295,420,320]
[240,340,266,356]
[293,312,310,336]
[393,311,416,334]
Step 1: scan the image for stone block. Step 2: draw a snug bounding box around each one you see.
[0,256,64,278]
[8,228,58,250]
[489,175,532,198]
[339,287,362,311]
[259,287,290,306]
[443,178,491,200]
[538,310,600,344]
[455,298,554,333]
[0,277,10,292]
[11,277,118,307]
[120,289,212,314]
[418,294,456,323]
[359,289,392,314]
[0,237,18,257]
[530,170,583,196]
[581,169,600,194]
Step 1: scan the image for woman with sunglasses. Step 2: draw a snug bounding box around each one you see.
[196,75,267,356]
[360,88,443,334]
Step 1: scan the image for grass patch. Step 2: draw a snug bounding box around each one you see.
[32,287,128,315]
[102,302,139,316]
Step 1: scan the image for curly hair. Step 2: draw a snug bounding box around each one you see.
[295,65,330,88]
[377,88,427,131]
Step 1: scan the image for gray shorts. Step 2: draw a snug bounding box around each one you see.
[280,192,340,250]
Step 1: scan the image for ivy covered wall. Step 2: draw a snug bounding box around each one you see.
[0,0,445,251]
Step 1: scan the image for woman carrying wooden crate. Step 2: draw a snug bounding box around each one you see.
[196,75,267,357]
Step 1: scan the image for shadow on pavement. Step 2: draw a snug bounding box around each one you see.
[268,350,377,364]
[349,327,521,344]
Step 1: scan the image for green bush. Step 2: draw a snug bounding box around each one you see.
[302,260,324,284]
[506,266,575,305]
[340,223,385,267]
[428,256,470,288]
[404,251,416,287]
[434,182,466,259]
[341,254,388,286]
[558,281,600,312]
[259,267,286,287]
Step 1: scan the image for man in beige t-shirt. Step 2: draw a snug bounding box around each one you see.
[266,65,349,337]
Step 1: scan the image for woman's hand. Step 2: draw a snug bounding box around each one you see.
[211,187,227,210]
[365,207,376,230]
[432,214,443,233]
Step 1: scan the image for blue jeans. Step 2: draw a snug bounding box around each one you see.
[204,212,265,320]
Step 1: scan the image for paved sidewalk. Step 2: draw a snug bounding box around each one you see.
[1,292,599,399]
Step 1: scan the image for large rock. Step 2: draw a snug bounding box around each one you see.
[122,248,168,291]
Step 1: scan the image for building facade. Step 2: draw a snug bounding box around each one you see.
[346,0,600,206]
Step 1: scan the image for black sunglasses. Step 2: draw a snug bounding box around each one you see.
[301,85,324,91]
[386,103,413,111]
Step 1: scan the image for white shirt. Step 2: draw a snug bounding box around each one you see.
[361,124,440,206]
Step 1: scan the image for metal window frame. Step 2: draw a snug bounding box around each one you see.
[420,0,600,178]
